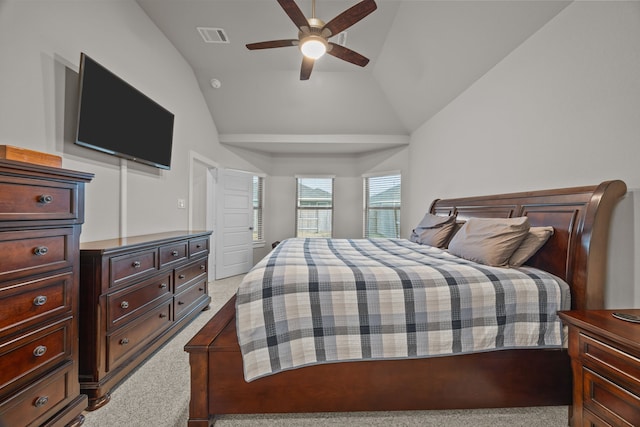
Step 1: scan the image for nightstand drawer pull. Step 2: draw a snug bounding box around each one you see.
[178,274,186,279]
[159,283,167,289]
[171,250,179,256]
[120,301,129,309]
[33,246,48,256]
[33,295,48,306]
[33,345,47,357]
[177,301,184,305]
[199,287,204,292]
[200,265,205,270]
[159,313,167,318]
[37,194,53,204]
[120,338,129,345]
[34,396,49,408]
[132,261,141,268]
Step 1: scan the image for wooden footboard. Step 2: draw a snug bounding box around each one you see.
[186,294,572,426]
[185,295,236,427]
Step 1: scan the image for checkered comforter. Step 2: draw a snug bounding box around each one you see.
[236,238,570,382]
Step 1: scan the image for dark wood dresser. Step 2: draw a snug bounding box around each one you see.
[0,160,93,426]
[78,231,212,410]
[559,310,640,426]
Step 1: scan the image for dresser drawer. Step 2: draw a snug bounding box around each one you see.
[583,368,640,426]
[175,279,208,319]
[0,318,72,392]
[110,249,158,287]
[107,273,172,329]
[0,176,78,221]
[0,228,73,283]
[0,272,72,335]
[175,258,207,292]
[106,302,172,371]
[159,241,188,268]
[189,237,209,258]
[579,332,640,394]
[0,361,75,427]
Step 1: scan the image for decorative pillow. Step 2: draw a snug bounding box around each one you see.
[508,226,554,267]
[444,220,466,248]
[448,217,531,267]
[409,213,456,248]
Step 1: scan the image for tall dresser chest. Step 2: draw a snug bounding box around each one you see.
[0,160,93,426]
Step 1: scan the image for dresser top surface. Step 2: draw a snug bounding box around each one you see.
[559,310,640,352]
[80,230,212,253]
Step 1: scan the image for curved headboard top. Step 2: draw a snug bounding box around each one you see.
[429,180,627,310]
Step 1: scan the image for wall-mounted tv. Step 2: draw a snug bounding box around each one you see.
[75,53,174,170]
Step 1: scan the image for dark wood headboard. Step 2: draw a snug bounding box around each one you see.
[429,180,627,311]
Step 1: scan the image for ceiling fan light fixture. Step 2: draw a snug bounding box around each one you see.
[300,35,327,59]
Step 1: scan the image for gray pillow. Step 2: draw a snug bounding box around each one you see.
[448,217,531,267]
[508,226,554,267]
[409,213,456,248]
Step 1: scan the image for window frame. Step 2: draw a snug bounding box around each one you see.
[363,171,401,239]
[295,176,335,238]
[252,174,265,247]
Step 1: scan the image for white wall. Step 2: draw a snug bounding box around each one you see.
[255,146,409,261]
[0,0,258,242]
[407,1,640,308]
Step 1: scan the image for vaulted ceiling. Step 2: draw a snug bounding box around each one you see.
[136,0,570,154]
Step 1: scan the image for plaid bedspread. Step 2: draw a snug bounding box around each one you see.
[236,238,570,382]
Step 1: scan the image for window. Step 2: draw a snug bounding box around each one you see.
[364,173,401,238]
[252,175,264,242]
[296,177,334,238]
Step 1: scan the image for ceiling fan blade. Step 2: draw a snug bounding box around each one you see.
[327,43,369,67]
[300,56,314,80]
[246,39,298,50]
[323,0,377,37]
[277,0,310,31]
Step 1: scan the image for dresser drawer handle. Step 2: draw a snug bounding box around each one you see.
[132,261,141,268]
[33,345,47,357]
[178,274,186,279]
[33,246,48,256]
[159,283,167,289]
[120,301,129,309]
[37,194,53,204]
[200,265,205,270]
[33,295,48,306]
[171,250,179,256]
[177,301,185,305]
[119,338,129,345]
[199,287,204,292]
[196,244,202,249]
[34,396,49,408]
[159,313,167,318]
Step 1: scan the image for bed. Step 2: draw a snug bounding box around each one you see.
[185,180,627,427]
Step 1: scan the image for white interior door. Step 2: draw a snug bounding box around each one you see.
[215,169,253,279]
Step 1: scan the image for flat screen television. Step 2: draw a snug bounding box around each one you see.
[75,53,174,170]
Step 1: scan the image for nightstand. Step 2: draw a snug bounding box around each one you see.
[558,310,640,426]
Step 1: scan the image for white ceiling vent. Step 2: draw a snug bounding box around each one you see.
[336,31,347,47]
[197,27,230,44]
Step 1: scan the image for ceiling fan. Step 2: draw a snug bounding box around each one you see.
[246,0,377,80]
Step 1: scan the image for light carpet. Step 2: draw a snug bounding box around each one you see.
[82,275,569,427]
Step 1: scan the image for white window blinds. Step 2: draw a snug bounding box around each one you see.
[364,173,401,238]
[252,175,264,241]
[296,177,334,238]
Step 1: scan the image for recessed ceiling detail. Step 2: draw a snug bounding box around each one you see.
[196,27,229,43]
